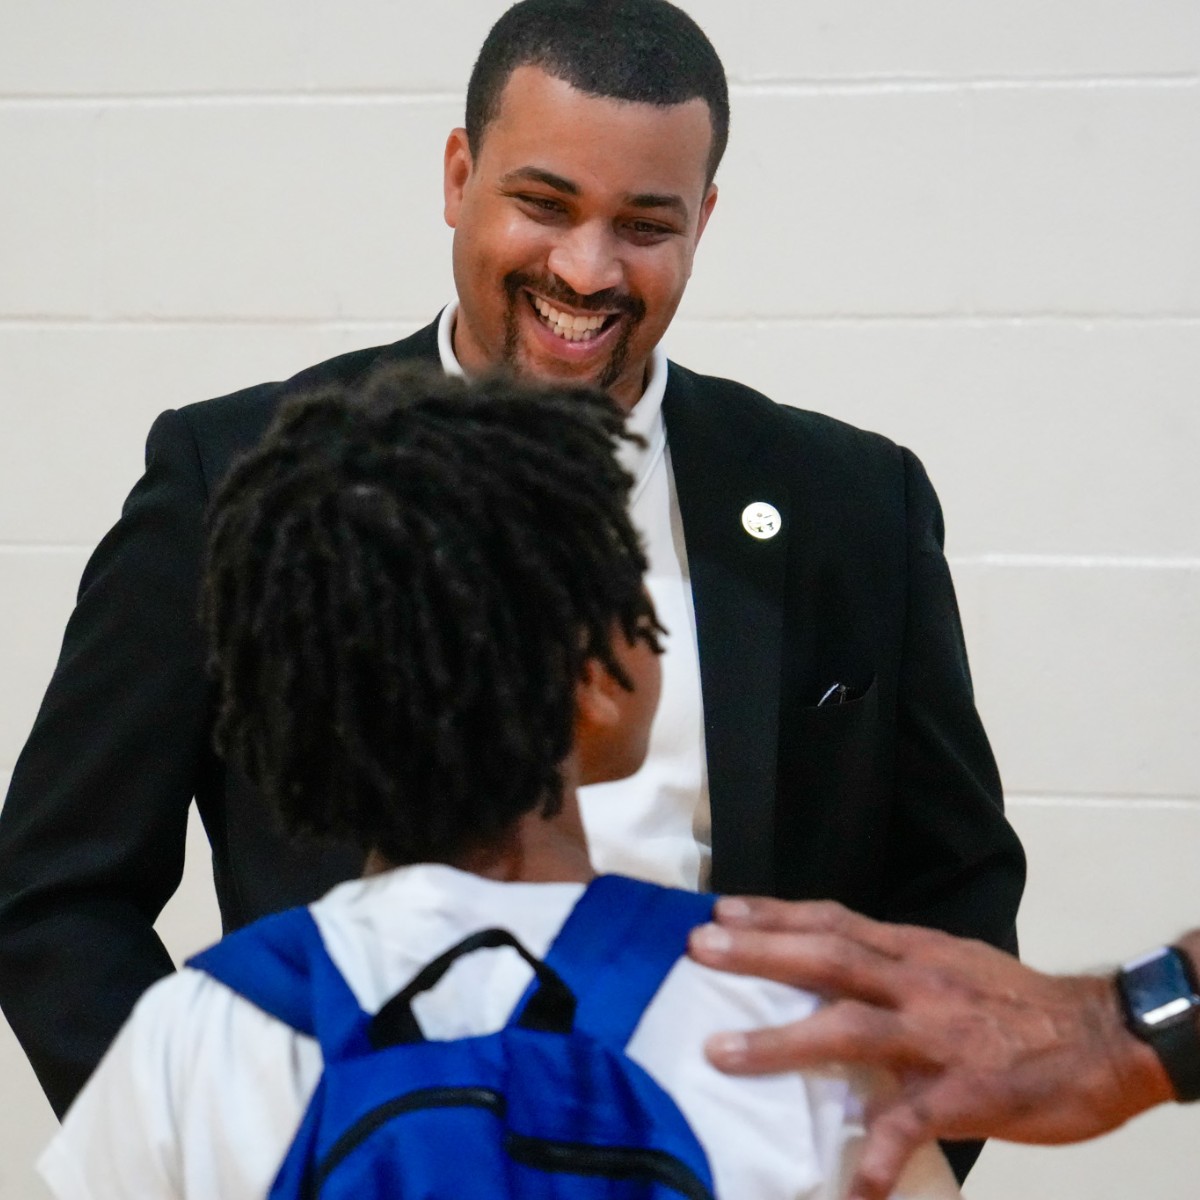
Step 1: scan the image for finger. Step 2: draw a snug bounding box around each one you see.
[689,924,903,1006]
[844,1102,930,1200]
[715,896,865,936]
[704,1000,924,1076]
[714,895,930,962]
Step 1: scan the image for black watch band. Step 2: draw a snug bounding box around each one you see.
[1116,945,1200,1103]
[1152,1015,1200,1102]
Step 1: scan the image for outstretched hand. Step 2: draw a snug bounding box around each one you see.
[689,898,1174,1200]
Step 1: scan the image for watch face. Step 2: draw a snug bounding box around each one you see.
[1124,949,1199,1028]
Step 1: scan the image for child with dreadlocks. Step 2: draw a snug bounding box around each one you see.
[39,365,960,1200]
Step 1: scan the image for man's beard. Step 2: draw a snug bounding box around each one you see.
[502,271,646,392]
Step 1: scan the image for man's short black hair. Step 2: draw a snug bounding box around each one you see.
[201,364,660,867]
[466,0,729,186]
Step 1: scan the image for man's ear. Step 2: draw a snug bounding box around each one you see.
[444,128,472,229]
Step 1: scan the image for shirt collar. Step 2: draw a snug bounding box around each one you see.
[436,302,466,377]
[437,301,668,491]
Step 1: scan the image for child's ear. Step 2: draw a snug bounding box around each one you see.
[573,657,622,736]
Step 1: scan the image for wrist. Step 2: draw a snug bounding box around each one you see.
[1175,931,1200,986]
[1094,972,1175,1119]
[1112,940,1200,1108]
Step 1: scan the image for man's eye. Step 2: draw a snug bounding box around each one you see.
[627,220,673,241]
[518,195,565,214]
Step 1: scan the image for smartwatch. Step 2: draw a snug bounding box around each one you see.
[1115,945,1200,1102]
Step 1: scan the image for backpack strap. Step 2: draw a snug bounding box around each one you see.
[517,874,715,1048]
[188,907,372,1061]
[370,927,578,1048]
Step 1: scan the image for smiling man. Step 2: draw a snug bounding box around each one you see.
[0,1,1024,1179]
[446,64,717,405]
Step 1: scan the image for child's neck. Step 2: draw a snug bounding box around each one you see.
[455,803,594,883]
[364,789,594,885]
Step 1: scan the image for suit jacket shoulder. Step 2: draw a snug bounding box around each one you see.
[173,319,442,491]
[0,317,443,1116]
[665,360,912,520]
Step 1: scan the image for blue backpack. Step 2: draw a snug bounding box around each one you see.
[189,874,718,1199]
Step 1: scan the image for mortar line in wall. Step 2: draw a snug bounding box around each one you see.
[0,544,95,555]
[16,550,1198,575]
[9,545,1196,567]
[1,75,1197,107]
[1007,794,1200,810]
[0,91,465,110]
[2,314,1200,330]
[730,74,1200,97]
[0,316,427,330]
[949,553,1200,571]
[691,313,1200,326]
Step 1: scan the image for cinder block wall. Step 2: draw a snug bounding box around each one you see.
[2,4,1197,1196]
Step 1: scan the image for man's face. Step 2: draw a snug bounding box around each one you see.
[444,66,718,411]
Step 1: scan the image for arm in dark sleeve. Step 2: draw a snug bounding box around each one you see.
[885,449,1026,1183]
[883,447,1026,955]
[0,409,215,1118]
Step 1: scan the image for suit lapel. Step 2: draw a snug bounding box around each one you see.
[662,367,788,896]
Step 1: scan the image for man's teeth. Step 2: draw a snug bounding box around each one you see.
[532,296,609,343]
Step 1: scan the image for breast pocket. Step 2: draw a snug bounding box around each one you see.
[776,675,884,906]
[797,675,879,746]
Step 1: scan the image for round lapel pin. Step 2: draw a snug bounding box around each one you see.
[741,501,782,540]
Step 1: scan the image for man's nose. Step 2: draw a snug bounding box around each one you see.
[545,222,624,300]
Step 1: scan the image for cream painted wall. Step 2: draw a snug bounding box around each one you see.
[1,2,1198,1196]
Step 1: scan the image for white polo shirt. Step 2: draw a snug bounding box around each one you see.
[438,304,712,889]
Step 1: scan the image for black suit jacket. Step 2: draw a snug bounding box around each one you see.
[0,320,1024,1161]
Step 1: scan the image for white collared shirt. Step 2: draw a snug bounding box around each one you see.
[437,304,711,889]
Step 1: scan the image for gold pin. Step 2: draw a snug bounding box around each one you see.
[741,502,782,540]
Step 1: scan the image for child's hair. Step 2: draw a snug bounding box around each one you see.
[201,363,661,866]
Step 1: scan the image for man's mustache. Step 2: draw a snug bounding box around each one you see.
[504,271,646,320]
